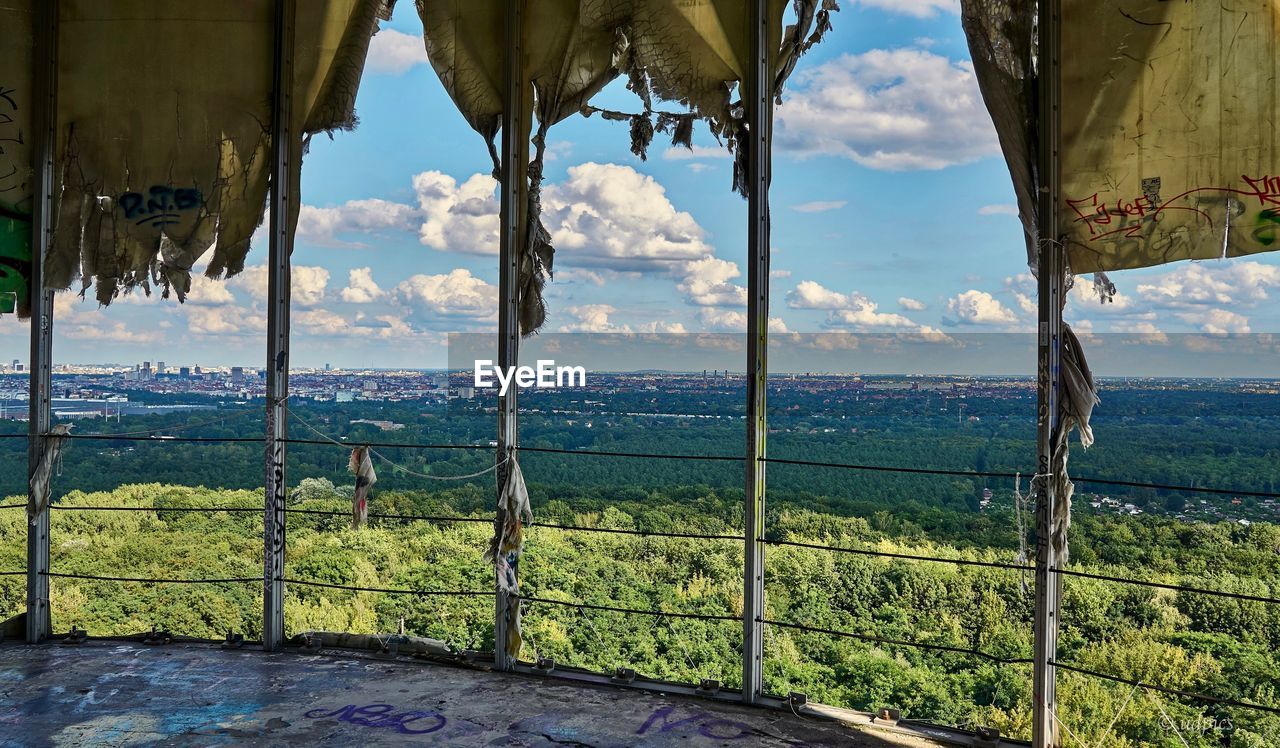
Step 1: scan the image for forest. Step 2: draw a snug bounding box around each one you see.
[0,378,1277,745]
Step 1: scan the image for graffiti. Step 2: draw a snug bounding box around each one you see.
[636,705,768,741]
[304,704,447,735]
[118,185,201,228]
[1068,174,1280,245]
[1253,208,1280,246]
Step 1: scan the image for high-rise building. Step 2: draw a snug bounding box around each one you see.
[156,362,166,374]
[230,367,245,383]
[179,367,191,378]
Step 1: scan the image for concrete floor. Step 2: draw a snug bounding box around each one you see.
[0,641,956,747]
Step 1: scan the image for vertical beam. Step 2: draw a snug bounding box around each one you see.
[1032,0,1063,744]
[742,0,772,704]
[494,0,527,672]
[26,0,58,644]
[263,0,296,652]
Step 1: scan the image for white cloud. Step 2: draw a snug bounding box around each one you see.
[787,280,924,331]
[1135,261,1280,309]
[184,305,265,336]
[699,308,788,333]
[393,269,497,322]
[556,304,628,333]
[340,267,384,303]
[978,204,1019,216]
[678,257,747,307]
[365,28,427,75]
[776,48,998,170]
[792,200,847,214]
[230,264,330,308]
[544,163,712,271]
[298,199,419,247]
[854,0,959,18]
[770,269,793,279]
[662,145,730,161]
[183,274,236,306]
[414,171,500,256]
[1175,308,1251,334]
[898,296,926,311]
[945,290,1018,326]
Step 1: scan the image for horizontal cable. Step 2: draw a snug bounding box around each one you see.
[762,618,1033,665]
[281,508,493,524]
[0,570,26,576]
[56,407,263,439]
[281,437,488,451]
[0,503,24,510]
[42,571,258,584]
[0,433,28,439]
[281,578,494,597]
[764,456,1280,500]
[1070,475,1280,499]
[763,538,1030,571]
[763,456,1016,479]
[58,434,262,444]
[522,595,740,622]
[52,505,260,514]
[1053,567,1280,606]
[520,446,743,462]
[1051,661,1280,716]
[533,523,742,541]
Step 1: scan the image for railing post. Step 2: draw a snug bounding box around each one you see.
[742,0,772,704]
[263,0,296,652]
[1032,0,1063,743]
[25,0,58,645]
[494,0,527,671]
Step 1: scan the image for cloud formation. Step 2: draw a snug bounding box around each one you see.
[776,48,999,170]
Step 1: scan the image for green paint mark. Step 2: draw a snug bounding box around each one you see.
[0,205,33,315]
[1252,207,1280,247]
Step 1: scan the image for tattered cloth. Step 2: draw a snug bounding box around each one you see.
[28,424,72,524]
[0,0,393,305]
[419,0,837,335]
[483,456,531,659]
[349,445,377,529]
[962,0,1280,275]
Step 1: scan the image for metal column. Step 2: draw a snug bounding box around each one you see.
[25,0,58,644]
[742,0,772,704]
[494,0,528,672]
[263,0,296,652]
[1032,0,1063,743]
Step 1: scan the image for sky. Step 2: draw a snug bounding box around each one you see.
[2,0,1279,370]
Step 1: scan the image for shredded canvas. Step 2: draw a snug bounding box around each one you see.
[18,0,392,305]
[349,445,377,529]
[28,424,71,524]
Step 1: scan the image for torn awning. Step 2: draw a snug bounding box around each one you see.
[3,0,392,307]
[965,0,1280,276]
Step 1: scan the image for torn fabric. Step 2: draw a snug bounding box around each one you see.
[1044,320,1100,565]
[0,0,34,317]
[349,445,376,529]
[39,0,391,305]
[483,456,531,659]
[964,0,1280,275]
[28,424,72,524]
[419,0,835,334]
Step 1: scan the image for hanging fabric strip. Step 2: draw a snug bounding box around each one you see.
[349,445,377,529]
[28,424,72,525]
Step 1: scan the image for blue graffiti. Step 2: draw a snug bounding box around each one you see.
[118,185,201,228]
[303,703,447,735]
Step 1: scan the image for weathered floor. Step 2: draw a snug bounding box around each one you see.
[0,641,954,747]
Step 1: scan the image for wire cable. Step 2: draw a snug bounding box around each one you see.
[58,434,263,444]
[0,503,24,510]
[533,523,742,541]
[521,595,740,622]
[1053,567,1280,606]
[58,407,263,439]
[521,446,743,462]
[763,537,1030,571]
[281,508,492,524]
[762,618,1033,665]
[51,504,260,514]
[1050,661,1280,716]
[282,437,487,451]
[42,571,258,584]
[281,578,495,597]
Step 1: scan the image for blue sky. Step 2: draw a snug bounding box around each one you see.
[2,0,1278,369]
